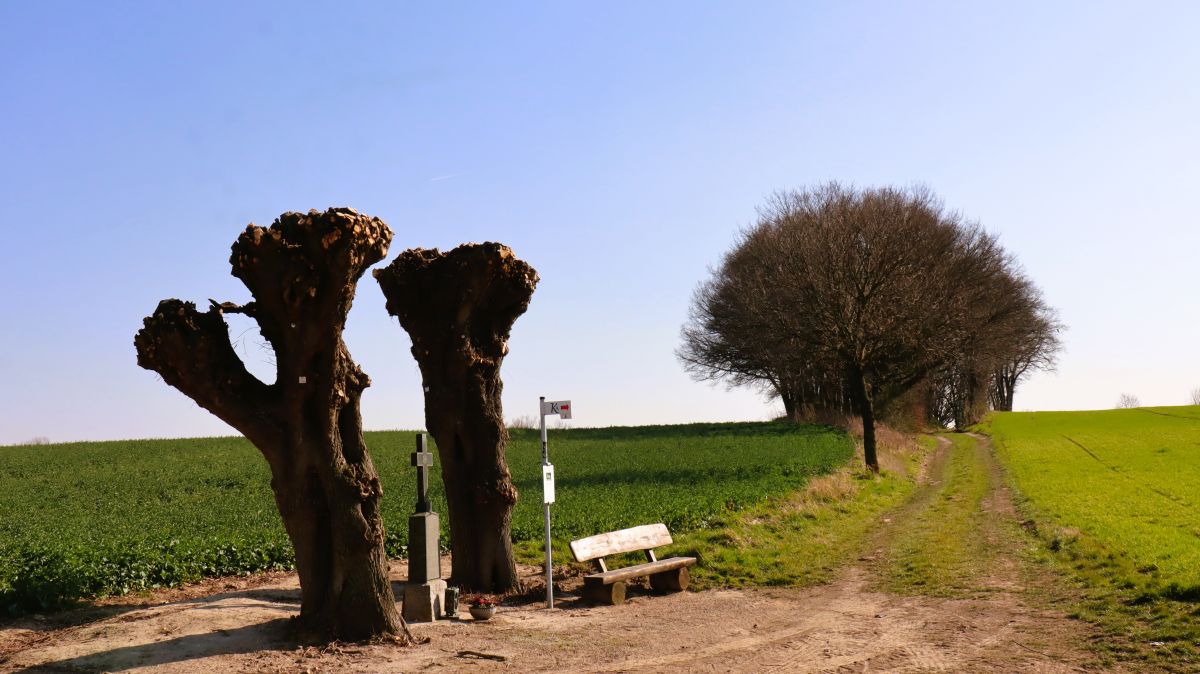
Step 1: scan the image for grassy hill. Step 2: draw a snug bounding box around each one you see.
[986,406,1200,662]
[987,406,1200,592]
[0,421,852,613]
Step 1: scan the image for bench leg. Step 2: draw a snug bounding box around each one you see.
[583,579,626,605]
[649,566,690,592]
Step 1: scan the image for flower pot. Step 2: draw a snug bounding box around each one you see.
[469,606,496,621]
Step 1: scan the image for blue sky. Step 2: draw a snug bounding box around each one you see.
[2,1,1198,444]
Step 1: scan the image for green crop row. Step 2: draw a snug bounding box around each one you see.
[0,421,851,614]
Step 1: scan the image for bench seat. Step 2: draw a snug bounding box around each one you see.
[583,556,695,585]
[570,523,697,605]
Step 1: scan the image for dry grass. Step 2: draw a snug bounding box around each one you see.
[804,471,859,503]
[839,416,925,476]
[782,419,926,520]
[672,420,932,589]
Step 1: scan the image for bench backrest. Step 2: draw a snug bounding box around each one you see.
[569,523,672,562]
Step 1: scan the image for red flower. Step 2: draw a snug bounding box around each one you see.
[467,594,498,608]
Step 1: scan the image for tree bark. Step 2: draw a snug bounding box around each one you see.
[134,208,405,642]
[375,242,538,593]
[776,384,798,422]
[849,366,880,473]
[991,366,1017,412]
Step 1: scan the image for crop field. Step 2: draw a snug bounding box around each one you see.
[987,406,1200,595]
[0,421,851,613]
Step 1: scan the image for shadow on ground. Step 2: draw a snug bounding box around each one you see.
[15,617,292,673]
[7,587,302,673]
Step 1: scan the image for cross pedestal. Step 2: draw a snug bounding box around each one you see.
[403,578,447,623]
[403,433,446,622]
[408,511,441,582]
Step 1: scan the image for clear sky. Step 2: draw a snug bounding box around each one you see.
[2,1,1198,445]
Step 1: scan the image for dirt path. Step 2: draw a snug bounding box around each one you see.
[1,436,1121,673]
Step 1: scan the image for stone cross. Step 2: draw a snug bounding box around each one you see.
[412,433,433,513]
[406,432,444,614]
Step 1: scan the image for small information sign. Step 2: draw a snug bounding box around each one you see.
[540,400,572,419]
[542,464,555,504]
[538,395,573,609]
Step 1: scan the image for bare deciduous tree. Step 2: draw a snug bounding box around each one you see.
[934,254,1064,426]
[135,208,407,642]
[686,184,979,471]
[681,183,1062,467]
[988,303,1063,413]
[679,252,841,421]
[1190,388,1200,406]
[375,243,537,593]
[507,415,538,430]
[1116,393,1140,409]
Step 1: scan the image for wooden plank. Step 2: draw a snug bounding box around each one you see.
[581,556,696,585]
[569,523,673,561]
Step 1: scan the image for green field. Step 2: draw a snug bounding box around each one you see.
[987,406,1200,594]
[0,421,852,613]
[986,406,1200,664]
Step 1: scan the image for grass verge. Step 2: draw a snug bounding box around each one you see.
[634,426,932,589]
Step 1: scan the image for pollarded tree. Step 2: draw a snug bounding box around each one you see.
[134,208,406,642]
[375,243,538,593]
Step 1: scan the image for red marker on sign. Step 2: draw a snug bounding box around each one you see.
[541,400,572,419]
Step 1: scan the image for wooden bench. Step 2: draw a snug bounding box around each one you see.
[569,523,697,605]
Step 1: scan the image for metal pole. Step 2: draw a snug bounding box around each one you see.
[540,396,553,609]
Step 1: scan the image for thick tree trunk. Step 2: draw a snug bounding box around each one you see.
[135,208,405,642]
[375,242,538,593]
[962,369,992,427]
[268,398,399,640]
[420,346,521,592]
[849,367,879,473]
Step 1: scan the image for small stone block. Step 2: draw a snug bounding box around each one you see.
[408,512,441,582]
[403,579,447,623]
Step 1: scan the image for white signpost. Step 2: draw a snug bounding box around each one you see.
[539,396,571,609]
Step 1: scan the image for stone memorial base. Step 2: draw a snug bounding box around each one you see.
[403,579,447,623]
[408,512,442,581]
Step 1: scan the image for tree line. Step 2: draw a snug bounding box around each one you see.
[679,183,1062,472]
